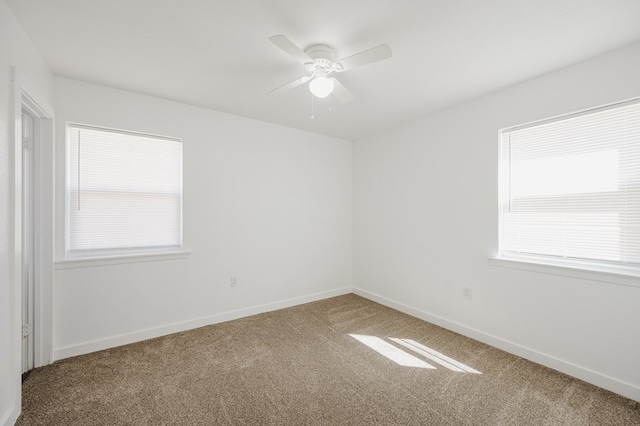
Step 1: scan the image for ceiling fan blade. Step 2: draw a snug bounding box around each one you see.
[269,35,312,65]
[336,43,392,72]
[268,75,310,95]
[331,78,355,103]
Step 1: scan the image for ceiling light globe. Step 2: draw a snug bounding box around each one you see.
[309,76,334,98]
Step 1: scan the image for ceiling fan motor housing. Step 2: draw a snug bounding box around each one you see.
[304,44,342,73]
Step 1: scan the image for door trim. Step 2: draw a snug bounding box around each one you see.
[12,68,55,373]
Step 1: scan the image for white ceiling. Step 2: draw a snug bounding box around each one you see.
[6,0,640,141]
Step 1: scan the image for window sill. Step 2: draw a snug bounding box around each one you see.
[488,256,640,288]
[55,250,191,270]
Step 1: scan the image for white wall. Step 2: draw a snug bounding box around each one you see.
[0,4,53,426]
[52,77,352,359]
[353,41,640,402]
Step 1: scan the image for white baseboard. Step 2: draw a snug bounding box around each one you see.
[50,285,640,403]
[1,404,20,426]
[353,286,640,403]
[53,287,351,361]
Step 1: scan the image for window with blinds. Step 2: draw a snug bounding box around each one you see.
[499,98,640,273]
[66,123,182,257]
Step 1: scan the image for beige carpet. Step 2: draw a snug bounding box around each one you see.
[17,294,640,425]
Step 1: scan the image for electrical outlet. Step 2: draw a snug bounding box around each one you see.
[463,287,471,300]
[230,277,238,287]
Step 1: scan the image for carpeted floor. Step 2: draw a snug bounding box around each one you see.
[17,294,640,425]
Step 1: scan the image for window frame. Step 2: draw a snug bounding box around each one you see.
[496,97,640,283]
[62,122,187,265]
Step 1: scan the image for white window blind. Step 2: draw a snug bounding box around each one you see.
[66,124,182,257]
[499,98,640,270]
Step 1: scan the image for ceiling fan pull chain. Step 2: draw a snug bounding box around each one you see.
[310,93,315,119]
[328,104,332,113]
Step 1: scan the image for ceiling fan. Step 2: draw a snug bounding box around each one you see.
[268,35,392,102]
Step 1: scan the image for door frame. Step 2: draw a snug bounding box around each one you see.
[21,108,35,374]
[12,67,55,373]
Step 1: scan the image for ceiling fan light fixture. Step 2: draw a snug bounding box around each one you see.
[308,74,334,98]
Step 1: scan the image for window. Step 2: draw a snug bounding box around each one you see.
[498,98,640,275]
[66,123,182,258]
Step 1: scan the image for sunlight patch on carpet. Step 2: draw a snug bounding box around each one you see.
[349,334,435,369]
[350,334,481,374]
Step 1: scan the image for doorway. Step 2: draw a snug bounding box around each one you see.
[21,109,36,375]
